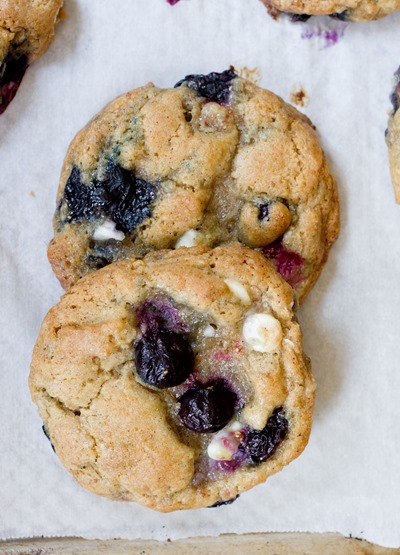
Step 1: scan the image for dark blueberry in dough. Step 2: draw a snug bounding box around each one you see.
[258,202,270,221]
[134,327,194,389]
[287,13,312,22]
[0,52,29,115]
[208,495,239,507]
[178,383,236,433]
[329,10,349,20]
[102,163,156,234]
[86,242,118,270]
[64,167,96,222]
[42,425,56,453]
[62,163,156,234]
[174,70,237,104]
[243,408,288,464]
[390,67,400,115]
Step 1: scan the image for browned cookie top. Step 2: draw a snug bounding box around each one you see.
[0,0,63,114]
[48,70,339,302]
[30,246,315,512]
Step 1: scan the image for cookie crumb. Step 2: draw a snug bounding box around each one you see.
[290,87,309,108]
[29,191,36,197]
[236,66,261,85]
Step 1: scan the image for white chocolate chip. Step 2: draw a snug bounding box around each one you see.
[243,313,283,353]
[175,229,201,248]
[203,324,216,337]
[93,219,125,241]
[224,278,251,305]
[207,421,243,461]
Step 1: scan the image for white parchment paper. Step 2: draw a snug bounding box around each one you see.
[1,0,400,547]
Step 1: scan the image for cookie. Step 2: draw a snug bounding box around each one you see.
[0,0,63,115]
[48,70,339,302]
[30,246,315,511]
[261,0,400,21]
[387,67,400,203]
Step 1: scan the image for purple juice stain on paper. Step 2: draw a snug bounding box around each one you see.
[301,21,347,48]
[166,0,181,5]
[301,22,347,48]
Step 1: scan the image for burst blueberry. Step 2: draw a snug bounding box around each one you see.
[258,202,270,221]
[135,327,194,389]
[174,70,237,104]
[137,296,187,333]
[261,238,303,287]
[178,383,236,433]
[62,162,156,233]
[0,52,29,115]
[243,408,288,464]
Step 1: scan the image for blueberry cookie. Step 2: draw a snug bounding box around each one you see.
[261,0,400,21]
[30,246,315,511]
[48,70,339,302]
[0,0,63,115]
[387,67,400,203]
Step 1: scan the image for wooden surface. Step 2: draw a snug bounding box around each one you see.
[1,533,399,554]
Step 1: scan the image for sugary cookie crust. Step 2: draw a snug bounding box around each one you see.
[261,0,400,21]
[48,73,339,302]
[30,246,315,511]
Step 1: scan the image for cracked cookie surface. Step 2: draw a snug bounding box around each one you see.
[48,71,339,303]
[30,246,315,511]
[0,0,63,114]
[260,0,400,21]
[387,67,400,203]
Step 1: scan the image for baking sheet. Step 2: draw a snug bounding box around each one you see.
[1,0,400,547]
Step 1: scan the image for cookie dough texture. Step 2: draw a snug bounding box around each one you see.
[48,73,339,303]
[261,0,400,20]
[30,246,315,512]
[0,0,63,64]
[387,70,400,203]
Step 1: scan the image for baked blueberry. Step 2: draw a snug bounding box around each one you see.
[62,163,156,234]
[135,327,194,389]
[0,53,29,115]
[179,383,236,433]
[258,203,270,221]
[261,239,304,288]
[243,408,288,464]
[0,0,63,114]
[174,70,237,103]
